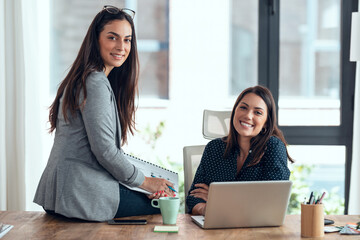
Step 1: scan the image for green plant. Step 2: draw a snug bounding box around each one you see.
[322,187,345,215]
[288,164,345,215]
[141,121,165,150]
[287,164,313,214]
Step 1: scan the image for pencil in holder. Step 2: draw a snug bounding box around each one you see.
[301,203,324,238]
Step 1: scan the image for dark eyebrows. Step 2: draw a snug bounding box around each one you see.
[107,31,132,38]
[107,31,119,37]
[239,101,265,111]
[239,102,249,107]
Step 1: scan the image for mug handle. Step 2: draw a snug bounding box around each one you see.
[151,199,160,208]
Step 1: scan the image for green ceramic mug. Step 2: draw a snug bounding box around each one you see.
[151,197,180,225]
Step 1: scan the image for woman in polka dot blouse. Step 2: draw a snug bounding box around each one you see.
[186,85,294,215]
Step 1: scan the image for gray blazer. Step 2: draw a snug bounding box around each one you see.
[33,71,145,221]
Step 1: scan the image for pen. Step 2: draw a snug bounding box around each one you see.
[307,191,313,204]
[167,185,177,193]
[309,195,315,204]
[151,175,177,193]
[318,192,326,204]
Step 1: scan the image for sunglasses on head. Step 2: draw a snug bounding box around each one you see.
[103,5,135,19]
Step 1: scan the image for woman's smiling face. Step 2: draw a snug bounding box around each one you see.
[98,19,132,76]
[232,93,268,140]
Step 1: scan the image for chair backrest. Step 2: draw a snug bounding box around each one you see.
[202,109,231,140]
[183,145,206,212]
[182,109,231,212]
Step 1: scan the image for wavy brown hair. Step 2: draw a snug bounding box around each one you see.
[49,8,139,145]
[223,85,294,165]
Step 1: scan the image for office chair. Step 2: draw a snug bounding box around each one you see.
[183,145,206,213]
[183,109,231,212]
[202,109,231,140]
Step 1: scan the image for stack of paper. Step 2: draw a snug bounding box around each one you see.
[324,226,342,233]
[339,223,360,235]
[0,223,14,238]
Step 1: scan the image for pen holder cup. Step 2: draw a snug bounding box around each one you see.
[301,203,324,238]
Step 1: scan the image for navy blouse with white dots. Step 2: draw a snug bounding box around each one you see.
[186,136,290,213]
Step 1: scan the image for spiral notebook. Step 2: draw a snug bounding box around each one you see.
[120,153,179,195]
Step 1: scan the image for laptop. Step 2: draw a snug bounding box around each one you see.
[191,180,292,229]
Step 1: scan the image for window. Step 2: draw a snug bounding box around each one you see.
[136,0,169,99]
[288,145,345,213]
[230,0,258,95]
[279,0,341,126]
[260,0,356,213]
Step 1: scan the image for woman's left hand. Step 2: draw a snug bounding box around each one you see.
[147,190,176,199]
[189,183,209,201]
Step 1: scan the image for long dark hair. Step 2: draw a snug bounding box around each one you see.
[223,85,294,165]
[49,8,139,145]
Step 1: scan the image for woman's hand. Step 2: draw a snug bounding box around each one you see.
[189,183,209,201]
[139,177,176,198]
[147,190,170,199]
[192,203,207,215]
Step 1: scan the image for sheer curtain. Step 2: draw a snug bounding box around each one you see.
[0,0,50,211]
[349,62,360,215]
[349,2,360,214]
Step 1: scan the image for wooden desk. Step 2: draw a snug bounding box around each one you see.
[0,211,359,239]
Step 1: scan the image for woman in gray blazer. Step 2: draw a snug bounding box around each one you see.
[34,5,175,222]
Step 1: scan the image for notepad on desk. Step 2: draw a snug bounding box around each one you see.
[120,153,179,195]
[154,226,179,233]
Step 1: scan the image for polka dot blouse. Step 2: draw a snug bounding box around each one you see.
[186,136,290,213]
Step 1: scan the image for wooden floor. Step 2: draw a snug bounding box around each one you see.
[0,211,359,239]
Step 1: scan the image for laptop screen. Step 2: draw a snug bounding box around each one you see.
[193,181,292,229]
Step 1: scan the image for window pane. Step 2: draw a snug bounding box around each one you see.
[50,0,102,95]
[230,0,258,95]
[138,51,168,99]
[279,0,341,126]
[287,145,345,214]
[137,0,169,99]
[137,0,167,41]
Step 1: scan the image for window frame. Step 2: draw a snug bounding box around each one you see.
[256,0,358,214]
